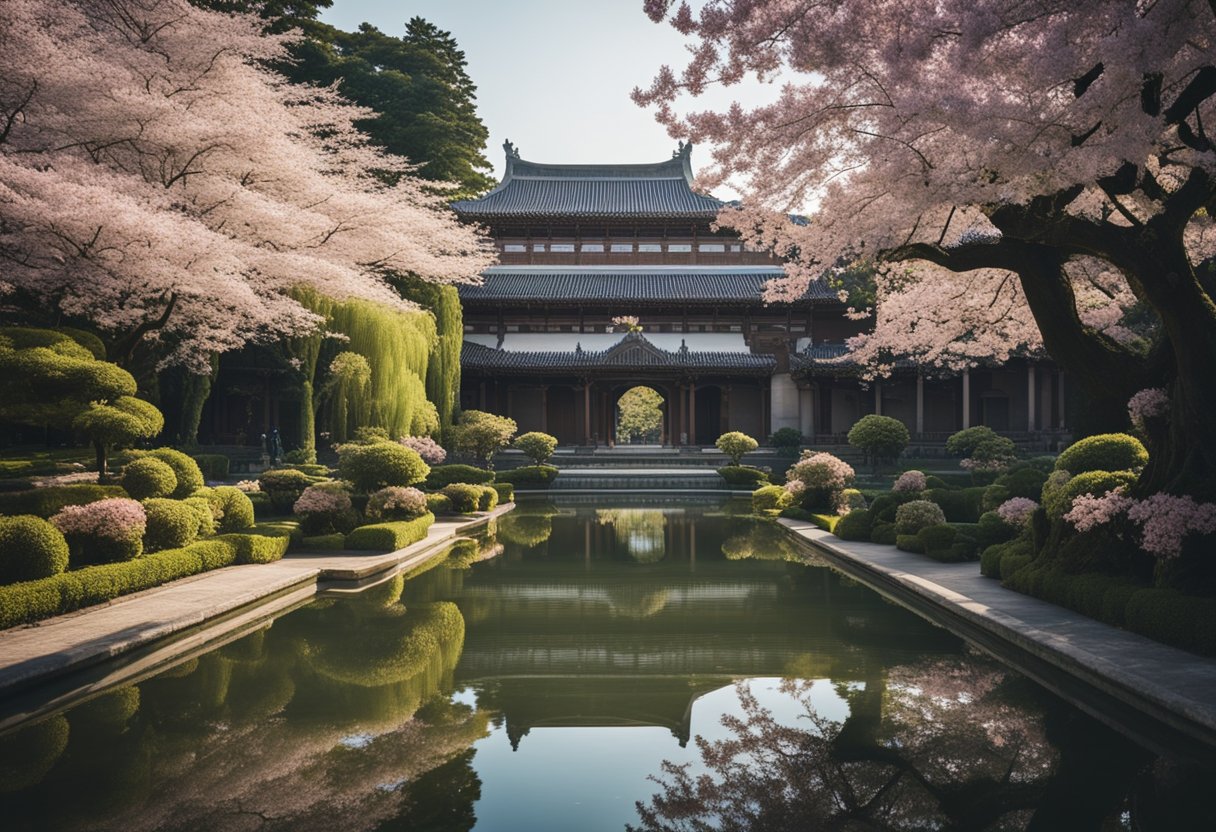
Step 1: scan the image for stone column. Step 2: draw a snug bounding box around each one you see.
[799,385,813,438]
[1027,364,1036,432]
[583,382,592,444]
[915,373,925,436]
[688,380,696,445]
[962,370,971,429]
[768,372,801,433]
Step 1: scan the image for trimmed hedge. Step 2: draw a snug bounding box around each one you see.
[441,483,481,513]
[0,485,127,519]
[426,493,453,515]
[717,465,769,487]
[1055,433,1147,475]
[1044,470,1138,519]
[213,486,256,532]
[344,513,435,551]
[145,448,205,498]
[808,513,840,533]
[122,457,177,501]
[300,533,346,550]
[0,516,69,583]
[216,532,290,564]
[191,453,230,481]
[258,468,315,513]
[338,441,429,493]
[895,534,924,554]
[424,464,495,489]
[834,509,873,541]
[493,465,559,487]
[477,484,499,511]
[492,482,515,504]
[143,498,199,552]
[871,522,897,545]
[778,506,813,521]
[752,484,793,513]
[925,487,986,523]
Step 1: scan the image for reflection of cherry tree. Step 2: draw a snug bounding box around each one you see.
[631,657,1141,831]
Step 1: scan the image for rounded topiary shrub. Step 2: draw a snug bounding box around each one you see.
[426,493,453,515]
[143,498,199,552]
[214,486,255,532]
[258,468,314,513]
[752,484,793,513]
[293,482,357,535]
[716,431,759,466]
[367,486,428,521]
[182,496,218,537]
[770,427,802,452]
[847,414,910,462]
[441,483,481,513]
[1045,469,1139,519]
[834,508,874,541]
[146,448,205,498]
[837,488,867,514]
[50,498,145,564]
[1055,433,1148,475]
[786,451,855,512]
[718,466,770,486]
[424,464,496,489]
[514,431,558,465]
[895,499,947,534]
[122,457,178,501]
[338,442,429,493]
[477,484,499,511]
[0,515,70,582]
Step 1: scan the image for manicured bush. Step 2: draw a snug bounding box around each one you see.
[871,522,897,545]
[477,484,499,511]
[0,538,245,629]
[0,484,128,519]
[769,427,802,451]
[514,431,558,465]
[837,488,867,514]
[142,499,199,552]
[493,465,560,487]
[1000,552,1034,580]
[182,495,218,537]
[142,448,204,498]
[1044,469,1138,519]
[344,513,435,551]
[121,457,177,501]
[449,409,518,465]
[424,464,496,489]
[716,431,759,465]
[286,463,331,478]
[250,520,303,546]
[752,484,793,513]
[338,441,429,493]
[847,414,909,462]
[834,509,874,541]
[293,482,358,535]
[893,470,927,494]
[925,487,986,522]
[300,533,346,550]
[217,532,290,564]
[916,524,960,559]
[50,498,145,564]
[778,506,814,521]
[191,454,230,481]
[441,483,481,513]
[895,499,947,534]
[366,486,428,521]
[398,435,447,465]
[981,537,1033,579]
[946,425,1003,457]
[977,511,1017,548]
[869,495,898,523]
[214,486,256,532]
[258,468,315,513]
[426,493,452,515]
[786,451,855,511]
[946,426,1017,471]
[718,466,770,487]
[1055,433,1148,475]
[0,516,69,583]
[896,533,925,553]
[492,482,515,504]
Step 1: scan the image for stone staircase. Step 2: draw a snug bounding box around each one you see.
[549,468,733,492]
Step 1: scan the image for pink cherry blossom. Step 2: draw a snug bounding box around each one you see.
[893,470,927,493]
[1127,388,1170,430]
[51,498,146,542]
[996,498,1039,529]
[398,436,447,465]
[1127,494,1216,559]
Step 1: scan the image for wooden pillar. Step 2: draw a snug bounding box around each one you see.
[583,382,592,444]
[688,380,696,445]
[540,384,548,432]
[962,370,971,429]
[874,380,883,416]
[676,383,685,444]
[722,385,732,433]
[915,374,925,436]
[1027,364,1036,432]
[1057,370,1066,429]
[760,381,770,438]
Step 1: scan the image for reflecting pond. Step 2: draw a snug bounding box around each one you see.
[1,499,1212,831]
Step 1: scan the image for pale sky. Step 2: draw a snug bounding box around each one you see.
[320,0,781,197]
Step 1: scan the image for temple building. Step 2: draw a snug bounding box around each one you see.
[453,142,1067,446]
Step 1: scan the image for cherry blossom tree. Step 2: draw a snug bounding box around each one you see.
[0,0,493,373]
[637,0,1216,500]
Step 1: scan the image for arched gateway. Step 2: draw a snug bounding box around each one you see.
[451,142,1067,447]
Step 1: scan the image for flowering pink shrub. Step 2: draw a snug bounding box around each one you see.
[996,497,1039,528]
[895,500,946,534]
[398,436,446,465]
[293,484,352,516]
[234,479,261,493]
[367,486,428,520]
[1063,489,1134,533]
[1127,388,1169,430]
[893,470,927,493]
[51,498,145,541]
[1127,494,1216,559]
[787,452,855,492]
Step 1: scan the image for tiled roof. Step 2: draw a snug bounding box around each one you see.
[462,333,775,375]
[458,268,837,305]
[452,144,726,220]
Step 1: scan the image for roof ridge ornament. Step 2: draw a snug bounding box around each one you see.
[504,139,520,160]
[673,141,694,184]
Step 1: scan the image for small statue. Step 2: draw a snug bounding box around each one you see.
[503,139,520,159]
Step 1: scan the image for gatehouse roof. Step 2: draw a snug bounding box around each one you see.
[458,266,836,306]
[452,141,727,220]
[462,332,776,376]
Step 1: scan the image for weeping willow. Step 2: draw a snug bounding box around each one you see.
[394,277,463,429]
[318,351,372,443]
[288,288,440,448]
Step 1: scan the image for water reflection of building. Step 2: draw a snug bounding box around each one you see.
[451,507,956,748]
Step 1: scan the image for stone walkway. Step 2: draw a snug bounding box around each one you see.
[780,518,1216,762]
[0,506,513,698]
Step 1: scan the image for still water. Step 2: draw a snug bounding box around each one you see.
[1,499,1211,831]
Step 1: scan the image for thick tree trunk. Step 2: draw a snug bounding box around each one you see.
[94,439,108,481]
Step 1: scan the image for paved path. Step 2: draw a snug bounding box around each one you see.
[780,518,1216,762]
[0,506,513,699]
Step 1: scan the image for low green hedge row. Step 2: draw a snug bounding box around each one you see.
[344,513,435,551]
[493,465,559,487]
[0,485,127,519]
[424,464,495,489]
[492,482,515,504]
[717,465,770,487]
[0,532,285,629]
